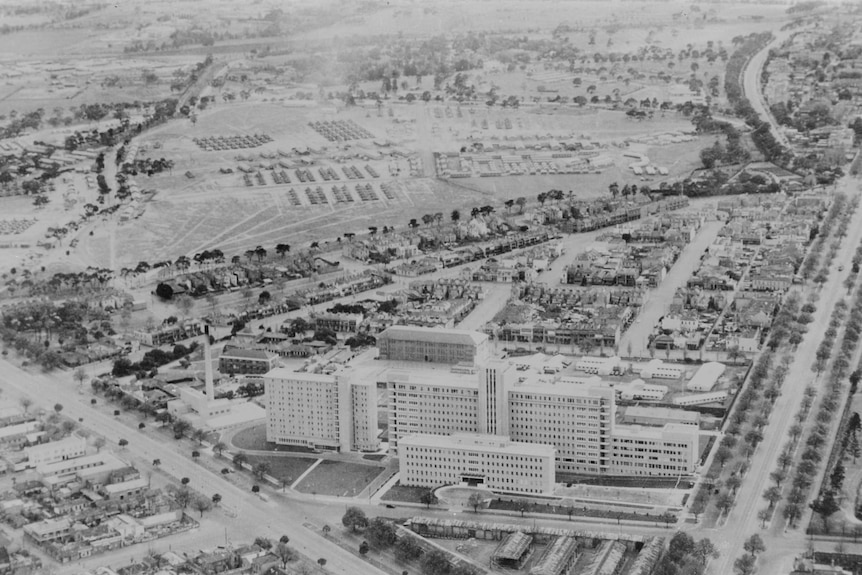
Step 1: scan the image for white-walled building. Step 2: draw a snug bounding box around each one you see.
[609,424,699,476]
[24,436,87,468]
[638,359,684,379]
[575,356,622,375]
[686,362,726,392]
[615,379,668,402]
[399,433,556,495]
[264,367,379,452]
[377,325,490,364]
[672,391,728,406]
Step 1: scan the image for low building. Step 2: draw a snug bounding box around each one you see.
[672,391,728,406]
[218,347,279,375]
[621,406,700,427]
[399,433,556,495]
[529,536,578,575]
[615,379,668,402]
[575,356,622,375]
[686,362,726,392]
[24,436,87,468]
[638,359,684,379]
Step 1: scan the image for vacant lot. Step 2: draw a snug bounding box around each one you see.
[243,454,318,485]
[380,482,431,504]
[294,460,386,497]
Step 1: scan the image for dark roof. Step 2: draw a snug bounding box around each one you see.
[493,531,533,560]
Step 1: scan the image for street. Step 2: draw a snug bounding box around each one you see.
[0,359,388,575]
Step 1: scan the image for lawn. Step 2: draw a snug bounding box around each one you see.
[380,482,432,504]
[294,460,386,497]
[243,454,318,485]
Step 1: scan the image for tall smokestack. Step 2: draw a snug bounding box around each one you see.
[203,325,214,401]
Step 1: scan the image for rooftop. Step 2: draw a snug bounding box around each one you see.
[379,325,488,346]
[400,433,556,457]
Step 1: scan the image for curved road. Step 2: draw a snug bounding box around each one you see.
[742,31,793,150]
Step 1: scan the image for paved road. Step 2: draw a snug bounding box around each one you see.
[0,360,387,575]
[707,178,862,575]
[742,31,793,150]
[619,219,724,357]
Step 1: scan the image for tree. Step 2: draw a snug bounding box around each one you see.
[763,485,781,508]
[757,508,770,528]
[668,532,696,563]
[73,367,88,388]
[693,538,719,566]
[318,558,327,569]
[467,492,484,513]
[422,549,450,575]
[769,469,787,488]
[192,450,200,461]
[233,452,248,469]
[152,458,161,467]
[280,535,290,544]
[359,541,369,556]
[811,490,840,532]
[174,486,191,508]
[181,477,190,486]
[191,496,212,517]
[715,445,733,468]
[172,418,191,439]
[54,403,63,415]
[342,507,368,532]
[255,537,273,550]
[395,536,421,561]
[275,542,296,567]
[212,493,222,505]
[734,553,756,575]
[516,196,527,213]
[366,518,397,548]
[94,437,106,452]
[420,489,438,508]
[213,441,227,457]
[743,534,765,557]
[19,398,31,413]
[253,462,271,480]
[118,438,128,448]
[138,422,146,430]
[716,491,733,515]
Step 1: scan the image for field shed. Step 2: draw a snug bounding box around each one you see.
[638,359,684,379]
[405,517,646,545]
[686,362,726,392]
[492,531,534,569]
[530,536,578,575]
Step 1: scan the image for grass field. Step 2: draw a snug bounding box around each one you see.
[243,454,318,485]
[294,460,386,497]
[380,482,431,504]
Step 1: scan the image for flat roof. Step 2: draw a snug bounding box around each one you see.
[379,325,488,346]
[614,423,699,439]
[623,406,700,422]
[385,368,477,389]
[400,433,556,457]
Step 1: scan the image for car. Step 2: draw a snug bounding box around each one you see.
[385,504,396,509]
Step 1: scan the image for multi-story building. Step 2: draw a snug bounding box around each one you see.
[387,359,699,478]
[386,369,479,452]
[376,325,490,364]
[399,433,555,495]
[264,367,379,452]
[218,347,279,375]
[25,436,87,468]
[609,424,699,476]
[313,312,364,333]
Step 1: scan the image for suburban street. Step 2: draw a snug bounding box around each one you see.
[0,359,389,575]
[706,177,862,575]
[742,31,793,150]
[619,218,724,357]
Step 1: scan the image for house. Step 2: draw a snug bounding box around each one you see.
[218,346,279,375]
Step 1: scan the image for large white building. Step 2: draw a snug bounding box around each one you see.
[25,436,87,468]
[377,325,490,364]
[387,359,699,477]
[399,433,556,495]
[264,367,379,452]
[609,424,699,476]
